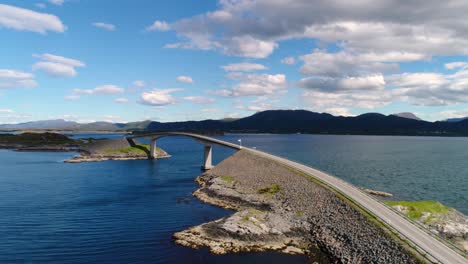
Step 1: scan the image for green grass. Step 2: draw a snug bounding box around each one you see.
[220,175,235,183]
[257,184,281,196]
[384,200,451,221]
[104,144,153,155]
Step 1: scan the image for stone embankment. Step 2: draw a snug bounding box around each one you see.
[65,138,170,163]
[389,202,468,252]
[174,150,420,263]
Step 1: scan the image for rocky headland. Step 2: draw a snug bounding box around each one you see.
[64,137,170,163]
[0,132,170,163]
[174,150,421,263]
[386,200,468,252]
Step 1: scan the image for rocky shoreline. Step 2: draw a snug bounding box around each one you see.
[174,150,421,263]
[64,138,170,163]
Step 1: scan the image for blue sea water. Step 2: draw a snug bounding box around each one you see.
[0,136,306,263]
[0,134,467,263]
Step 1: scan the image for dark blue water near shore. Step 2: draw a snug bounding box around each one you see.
[0,136,306,263]
[1,134,467,263]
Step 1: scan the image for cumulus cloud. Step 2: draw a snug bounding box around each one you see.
[133,80,145,88]
[297,75,385,92]
[183,96,215,104]
[0,69,37,89]
[0,109,14,114]
[146,20,170,31]
[72,85,124,95]
[215,73,286,97]
[32,53,85,78]
[163,0,468,59]
[47,0,64,5]
[92,22,116,31]
[114,98,129,103]
[64,95,80,101]
[299,50,400,77]
[139,88,182,106]
[176,75,194,83]
[35,3,46,9]
[0,4,65,33]
[201,108,219,113]
[222,62,267,72]
[281,57,296,65]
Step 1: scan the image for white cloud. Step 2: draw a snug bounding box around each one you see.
[32,53,85,78]
[47,0,64,5]
[0,109,14,114]
[281,56,295,65]
[183,96,215,104]
[297,75,385,92]
[222,62,267,72]
[0,4,65,33]
[133,80,145,88]
[139,88,182,106]
[436,109,468,120]
[35,3,46,9]
[445,62,468,70]
[299,50,399,77]
[146,20,171,32]
[72,85,124,95]
[64,95,80,101]
[0,69,37,89]
[176,75,194,83]
[114,98,129,103]
[165,0,468,60]
[92,22,116,31]
[218,73,287,97]
[201,108,219,113]
[325,107,352,117]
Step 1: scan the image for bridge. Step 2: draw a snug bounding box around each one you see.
[128,132,467,264]
[129,132,241,170]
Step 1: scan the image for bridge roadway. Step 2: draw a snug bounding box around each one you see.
[131,132,467,264]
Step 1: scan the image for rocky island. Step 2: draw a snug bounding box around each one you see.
[174,150,424,263]
[0,132,170,163]
[64,137,170,163]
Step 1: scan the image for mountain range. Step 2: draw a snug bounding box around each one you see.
[3,110,468,136]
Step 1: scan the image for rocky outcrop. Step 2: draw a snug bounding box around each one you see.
[65,138,170,163]
[174,150,420,263]
[390,203,468,252]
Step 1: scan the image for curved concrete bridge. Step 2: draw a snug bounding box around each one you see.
[128,132,467,264]
[129,132,241,170]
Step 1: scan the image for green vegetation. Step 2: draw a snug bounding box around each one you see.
[0,132,77,145]
[104,144,153,155]
[220,175,236,183]
[257,184,281,196]
[385,200,451,222]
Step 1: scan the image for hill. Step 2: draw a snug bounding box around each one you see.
[4,110,468,136]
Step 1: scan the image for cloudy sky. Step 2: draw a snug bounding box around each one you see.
[1,0,468,123]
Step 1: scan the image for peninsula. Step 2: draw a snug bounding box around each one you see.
[0,132,170,162]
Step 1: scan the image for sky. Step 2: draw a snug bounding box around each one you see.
[1,0,468,123]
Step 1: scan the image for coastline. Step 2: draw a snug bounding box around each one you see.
[173,150,420,263]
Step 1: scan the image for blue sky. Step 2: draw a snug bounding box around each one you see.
[1,0,468,123]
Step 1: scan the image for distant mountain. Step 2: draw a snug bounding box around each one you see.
[391,112,422,121]
[0,119,150,132]
[444,117,468,122]
[0,119,79,130]
[145,110,468,136]
[5,110,468,136]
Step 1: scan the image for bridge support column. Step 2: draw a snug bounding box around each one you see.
[150,138,158,159]
[202,145,213,170]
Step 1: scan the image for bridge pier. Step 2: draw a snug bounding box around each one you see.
[150,138,158,159]
[202,145,213,170]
